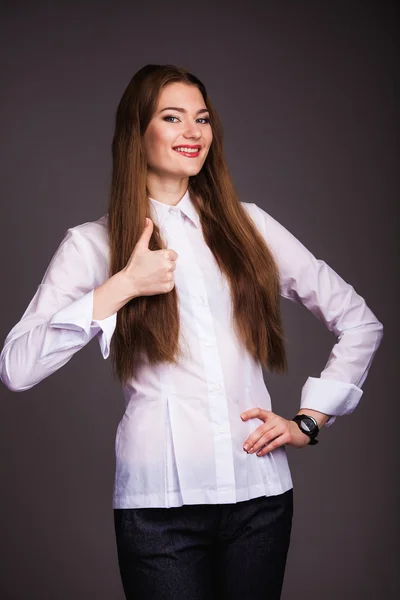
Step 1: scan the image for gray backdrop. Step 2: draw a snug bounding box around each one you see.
[0,1,397,598]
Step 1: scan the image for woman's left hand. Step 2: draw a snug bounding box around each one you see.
[240,408,311,456]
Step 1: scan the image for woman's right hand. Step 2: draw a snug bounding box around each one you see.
[121,218,178,298]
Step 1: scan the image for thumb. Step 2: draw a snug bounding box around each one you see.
[136,217,154,250]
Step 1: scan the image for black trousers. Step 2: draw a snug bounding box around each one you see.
[113,488,293,600]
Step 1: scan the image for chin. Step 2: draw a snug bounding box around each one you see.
[177,167,202,177]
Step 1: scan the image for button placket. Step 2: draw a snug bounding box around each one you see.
[163,212,236,498]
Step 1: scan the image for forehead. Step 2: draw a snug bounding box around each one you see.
[157,82,205,108]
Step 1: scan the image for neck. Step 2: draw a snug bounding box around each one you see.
[146,173,189,206]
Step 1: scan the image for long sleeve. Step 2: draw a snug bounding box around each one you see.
[249,203,384,427]
[0,225,117,392]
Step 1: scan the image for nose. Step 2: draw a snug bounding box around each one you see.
[183,120,202,139]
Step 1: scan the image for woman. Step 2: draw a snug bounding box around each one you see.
[0,64,383,599]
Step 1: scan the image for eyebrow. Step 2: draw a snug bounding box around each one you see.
[158,106,210,115]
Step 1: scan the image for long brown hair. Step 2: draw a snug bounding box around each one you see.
[108,64,288,385]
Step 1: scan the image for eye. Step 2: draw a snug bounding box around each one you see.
[163,115,211,124]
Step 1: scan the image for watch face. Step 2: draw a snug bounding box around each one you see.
[299,417,317,433]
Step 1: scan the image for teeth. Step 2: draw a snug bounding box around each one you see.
[174,147,200,153]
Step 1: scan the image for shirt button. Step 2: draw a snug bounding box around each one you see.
[194,296,204,305]
[218,427,225,434]
[205,341,213,346]
[168,207,180,217]
[213,383,221,390]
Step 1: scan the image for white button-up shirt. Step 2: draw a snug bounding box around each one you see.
[0,189,383,508]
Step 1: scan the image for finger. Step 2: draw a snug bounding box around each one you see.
[243,424,276,452]
[166,249,178,261]
[255,433,288,456]
[241,408,271,421]
[136,217,154,250]
[246,426,281,454]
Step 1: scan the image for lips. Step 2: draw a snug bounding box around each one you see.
[173,145,202,158]
[172,145,202,150]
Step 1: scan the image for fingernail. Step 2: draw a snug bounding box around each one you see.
[243,444,249,452]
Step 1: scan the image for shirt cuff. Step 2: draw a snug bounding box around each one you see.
[45,289,117,359]
[91,312,117,359]
[300,376,364,428]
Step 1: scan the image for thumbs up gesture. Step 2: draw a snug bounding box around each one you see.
[121,218,179,298]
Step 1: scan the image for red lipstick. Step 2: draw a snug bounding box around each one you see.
[173,144,201,158]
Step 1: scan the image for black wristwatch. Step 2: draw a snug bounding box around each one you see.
[292,414,320,445]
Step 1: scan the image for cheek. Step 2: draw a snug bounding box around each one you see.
[204,131,213,153]
[146,129,175,161]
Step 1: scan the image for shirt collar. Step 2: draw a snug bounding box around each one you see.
[149,188,200,229]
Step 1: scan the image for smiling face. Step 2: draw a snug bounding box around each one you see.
[143,82,213,181]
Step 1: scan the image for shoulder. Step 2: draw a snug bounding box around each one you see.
[240,200,258,219]
[240,200,277,238]
[62,213,110,261]
[68,213,109,246]
[239,200,316,268]
[44,213,111,287]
